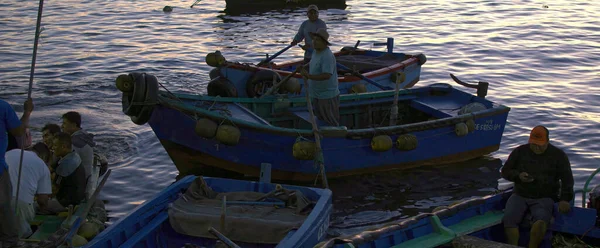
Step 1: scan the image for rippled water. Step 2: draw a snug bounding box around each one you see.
[1,0,599,234]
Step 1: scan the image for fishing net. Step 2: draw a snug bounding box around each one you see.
[168,177,314,244]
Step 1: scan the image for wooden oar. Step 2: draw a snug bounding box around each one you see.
[190,0,202,8]
[301,72,329,189]
[257,43,295,67]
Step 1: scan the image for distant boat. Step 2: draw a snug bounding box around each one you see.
[223,0,348,15]
[85,175,333,248]
[116,71,509,182]
[315,179,600,248]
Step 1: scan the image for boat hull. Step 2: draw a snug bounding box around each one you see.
[147,86,510,181]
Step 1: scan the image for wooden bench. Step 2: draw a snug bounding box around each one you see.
[228,102,272,126]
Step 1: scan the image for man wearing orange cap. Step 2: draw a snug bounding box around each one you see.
[501,125,574,248]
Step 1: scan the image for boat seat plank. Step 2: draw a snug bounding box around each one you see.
[390,232,455,248]
[410,100,453,118]
[447,211,504,236]
[226,102,272,126]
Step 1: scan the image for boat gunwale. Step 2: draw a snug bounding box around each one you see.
[156,87,511,138]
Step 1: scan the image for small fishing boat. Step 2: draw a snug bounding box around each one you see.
[197,38,425,99]
[116,70,509,182]
[314,167,600,248]
[222,0,348,15]
[85,175,333,248]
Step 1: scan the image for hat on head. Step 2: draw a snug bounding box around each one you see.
[307,5,319,12]
[310,28,331,45]
[528,125,549,146]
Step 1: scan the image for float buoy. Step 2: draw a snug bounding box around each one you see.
[78,222,99,240]
[130,73,159,125]
[416,53,427,65]
[71,234,88,246]
[122,72,147,117]
[281,77,301,94]
[216,124,241,146]
[371,135,393,152]
[163,6,173,12]
[293,140,316,160]
[455,123,469,136]
[207,78,238,97]
[349,83,367,94]
[466,119,476,133]
[205,51,226,67]
[195,118,218,139]
[246,70,281,98]
[396,134,418,151]
[115,74,134,92]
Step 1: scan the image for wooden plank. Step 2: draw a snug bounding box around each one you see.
[229,102,272,126]
[410,100,453,118]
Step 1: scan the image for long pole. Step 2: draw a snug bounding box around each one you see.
[15,0,44,214]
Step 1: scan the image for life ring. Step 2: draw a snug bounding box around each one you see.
[207,78,238,97]
[246,70,281,98]
[121,72,147,117]
[131,74,159,125]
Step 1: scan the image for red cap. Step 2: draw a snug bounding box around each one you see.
[528,125,549,146]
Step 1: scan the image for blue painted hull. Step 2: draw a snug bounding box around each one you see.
[145,84,510,181]
[316,188,600,248]
[85,176,333,248]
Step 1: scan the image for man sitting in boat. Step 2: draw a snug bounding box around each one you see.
[291,5,327,65]
[300,28,340,126]
[501,125,574,248]
[5,142,53,238]
[45,132,87,213]
[41,123,61,168]
[61,111,97,200]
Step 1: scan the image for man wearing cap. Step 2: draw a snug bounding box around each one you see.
[291,5,327,64]
[300,28,340,126]
[501,125,574,248]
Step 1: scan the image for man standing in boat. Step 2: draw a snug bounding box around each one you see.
[0,98,32,248]
[291,5,327,64]
[300,28,340,127]
[501,125,574,248]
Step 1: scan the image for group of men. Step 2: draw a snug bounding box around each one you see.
[293,5,576,247]
[1,98,100,247]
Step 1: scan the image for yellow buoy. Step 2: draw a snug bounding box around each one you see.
[71,234,88,246]
[465,119,476,133]
[455,123,469,137]
[392,72,406,84]
[216,124,241,146]
[371,135,393,152]
[115,74,134,92]
[396,134,418,151]
[195,118,218,139]
[205,51,226,67]
[292,140,316,160]
[282,78,302,94]
[349,83,367,94]
[78,222,99,240]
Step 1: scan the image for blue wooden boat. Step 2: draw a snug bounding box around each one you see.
[84,175,333,247]
[314,169,600,248]
[116,71,510,182]
[201,38,425,99]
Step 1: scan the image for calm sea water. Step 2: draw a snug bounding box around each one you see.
[1,0,599,235]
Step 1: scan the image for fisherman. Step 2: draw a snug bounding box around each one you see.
[1,98,32,248]
[61,111,97,200]
[6,142,53,238]
[291,5,327,64]
[41,123,61,151]
[44,132,87,213]
[501,125,574,248]
[300,28,340,127]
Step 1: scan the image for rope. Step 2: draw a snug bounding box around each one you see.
[15,0,45,225]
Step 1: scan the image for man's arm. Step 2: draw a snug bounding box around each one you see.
[558,151,575,202]
[501,147,522,182]
[8,98,33,137]
[36,194,50,210]
[292,22,306,44]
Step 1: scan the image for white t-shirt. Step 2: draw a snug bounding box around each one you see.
[5,149,52,204]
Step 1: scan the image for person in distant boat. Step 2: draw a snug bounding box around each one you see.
[6,142,53,238]
[61,111,97,200]
[501,125,574,248]
[45,132,86,213]
[0,98,32,248]
[291,4,327,64]
[300,28,340,127]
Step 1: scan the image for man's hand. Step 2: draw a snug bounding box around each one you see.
[291,40,299,46]
[558,201,571,214]
[301,69,310,79]
[519,172,534,183]
[24,98,34,113]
